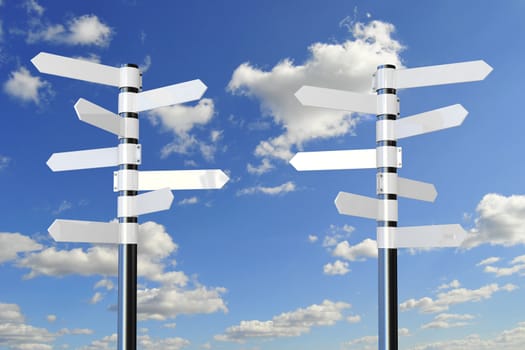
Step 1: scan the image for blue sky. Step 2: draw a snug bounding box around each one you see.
[1,0,525,349]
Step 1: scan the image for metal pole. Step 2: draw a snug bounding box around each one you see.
[117,63,141,350]
[375,64,399,350]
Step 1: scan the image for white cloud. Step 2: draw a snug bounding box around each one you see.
[148,98,217,160]
[344,328,409,349]
[137,286,227,321]
[477,257,501,266]
[482,255,525,277]
[140,55,152,73]
[215,300,350,342]
[16,221,227,320]
[52,200,72,215]
[400,283,517,314]
[89,292,104,304]
[73,53,101,63]
[0,232,42,264]
[463,194,525,248]
[347,315,361,324]
[0,302,56,349]
[247,158,275,175]
[421,313,475,329]
[323,224,355,247]
[237,181,296,196]
[409,321,525,350]
[57,328,93,335]
[332,238,377,261]
[163,323,177,329]
[3,66,52,104]
[210,130,223,142]
[323,260,350,275]
[139,335,190,350]
[46,315,56,323]
[27,14,113,46]
[94,278,114,291]
[228,20,403,173]
[79,333,117,350]
[437,280,461,291]
[178,197,199,206]
[24,0,45,16]
[308,234,319,243]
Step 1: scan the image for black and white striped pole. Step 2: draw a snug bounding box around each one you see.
[375,64,400,349]
[117,63,141,349]
[291,60,492,350]
[32,52,230,350]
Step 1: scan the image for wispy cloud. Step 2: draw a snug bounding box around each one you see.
[178,197,199,206]
[236,181,296,196]
[421,313,475,329]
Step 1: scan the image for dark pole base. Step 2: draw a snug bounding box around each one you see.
[378,248,398,350]
[118,243,137,350]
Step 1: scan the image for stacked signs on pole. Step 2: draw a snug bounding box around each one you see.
[291,60,492,350]
[32,52,229,350]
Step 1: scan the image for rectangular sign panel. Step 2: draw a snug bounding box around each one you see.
[377,224,467,248]
[290,149,376,171]
[295,86,377,114]
[136,170,229,191]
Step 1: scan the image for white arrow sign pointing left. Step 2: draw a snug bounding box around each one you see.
[49,219,119,244]
[31,52,120,87]
[335,192,377,219]
[75,98,120,136]
[47,147,118,171]
[295,86,377,114]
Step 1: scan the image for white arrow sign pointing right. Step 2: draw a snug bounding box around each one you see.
[396,104,468,140]
[134,79,207,112]
[49,219,118,244]
[377,224,467,248]
[395,60,492,89]
[31,52,120,87]
[134,170,230,191]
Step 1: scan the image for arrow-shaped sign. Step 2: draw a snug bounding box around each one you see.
[49,219,119,244]
[133,80,207,112]
[126,170,230,191]
[377,224,467,248]
[295,86,377,114]
[118,188,174,217]
[290,149,376,171]
[47,147,119,171]
[75,98,120,136]
[31,52,120,87]
[396,104,468,139]
[395,60,493,89]
[335,192,377,219]
[397,177,437,202]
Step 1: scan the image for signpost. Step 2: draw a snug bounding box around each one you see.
[292,60,491,350]
[32,52,229,350]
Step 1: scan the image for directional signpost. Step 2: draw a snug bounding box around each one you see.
[292,60,491,350]
[32,52,229,350]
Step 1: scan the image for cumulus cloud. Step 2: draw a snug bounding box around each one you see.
[148,99,218,160]
[81,333,190,350]
[79,333,117,350]
[0,232,42,264]
[46,315,56,323]
[215,300,350,342]
[323,260,350,275]
[308,234,319,243]
[437,280,461,291]
[237,181,296,196]
[409,321,525,350]
[17,221,227,321]
[3,66,52,104]
[421,313,475,329]
[27,14,113,46]
[0,302,55,349]
[322,224,355,248]
[344,329,408,349]
[228,20,404,173]
[463,194,525,248]
[332,238,377,261]
[400,282,517,314]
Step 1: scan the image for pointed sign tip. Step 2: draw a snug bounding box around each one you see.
[218,170,230,188]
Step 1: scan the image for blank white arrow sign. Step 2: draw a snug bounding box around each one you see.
[49,219,118,244]
[295,86,377,114]
[397,177,437,202]
[134,79,207,112]
[395,60,493,89]
[31,52,120,87]
[290,149,376,171]
[377,224,467,248]
[75,98,120,136]
[136,170,230,191]
[47,147,118,171]
[118,188,174,217]
[396,104,468,139]
[335,192,377,219]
